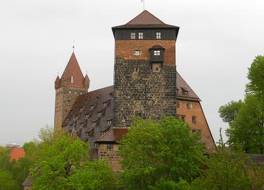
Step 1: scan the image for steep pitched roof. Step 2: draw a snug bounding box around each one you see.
[62,72,200,144]
[22,176,32,187]
[60,52,85,89]
[96,128,129,144]
[63,86,114,145]
[176,73,200,101]
[113,10,179,29]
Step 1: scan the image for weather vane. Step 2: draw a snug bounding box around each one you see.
[141,0,146,10]
[72,40,75,52]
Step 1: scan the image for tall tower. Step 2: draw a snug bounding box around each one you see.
[112,10,180,128]
[54,52,89,131]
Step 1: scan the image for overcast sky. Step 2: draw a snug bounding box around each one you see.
[0,0,263,145]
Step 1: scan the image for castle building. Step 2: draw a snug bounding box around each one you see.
[55,10,216,171]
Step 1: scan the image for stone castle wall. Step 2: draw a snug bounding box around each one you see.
[114,58,177,128]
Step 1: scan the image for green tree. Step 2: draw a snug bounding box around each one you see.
[227,95,264,153]
[31,129,116,190]
[191,149,251,190]
[0,170,19,190]
[69,160,116,190]
[218,100,243,125]
[119,117,205,190]
[247,55,264,97]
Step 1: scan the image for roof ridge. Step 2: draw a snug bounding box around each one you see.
[126,10,165,25]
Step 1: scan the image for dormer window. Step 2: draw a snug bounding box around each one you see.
[71,76,74,83]
[130,32,136,39]
[156,32,161,39]
[154,50,161,56]
[133,50,142,56]
[138,32,144,39]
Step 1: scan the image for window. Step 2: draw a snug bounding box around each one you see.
[71,76,74,83]
[154,50,161,56]
[138,32,144,39]
[107,120,112,127]
[187,102,193,109]
[133,50,142,56]
[152,63,161,73]
[176,101,180,108]
[192,129,201,134]
[156,32,161,39]
[192,116,197,124]
[107,144,113,151]
[130,32,136,39]
[177,114,185,121]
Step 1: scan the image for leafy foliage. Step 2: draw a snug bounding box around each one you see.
[227,95,264,153]
[191,149,252,190]
[0,170,19,190]
[30,129,116,190]
[218,100,243,124]
[119,117,205,190]
[247,55,264,96]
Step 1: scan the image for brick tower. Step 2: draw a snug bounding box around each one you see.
[54,52,89,131]
[112,10,180,128]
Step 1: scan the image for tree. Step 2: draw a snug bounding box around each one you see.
[219,55,264,154]
[218,100,243,124]
[191,149,251,190]
[31,129,116,190]
[227,95,264,153]
[0,170,19,190]
[247,55,264,97]
[119,117,205,190]
[68,160,117,190]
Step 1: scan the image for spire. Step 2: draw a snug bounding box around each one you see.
[60,52,86,89]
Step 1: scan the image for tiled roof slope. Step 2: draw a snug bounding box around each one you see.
[96,128,129,143]
[113,10,179,29]
[63,73,200,143]
[176,73,200,101]
[63,86,114,146]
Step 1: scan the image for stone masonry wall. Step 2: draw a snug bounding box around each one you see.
[114,58,177,128]
[54,88,86,131]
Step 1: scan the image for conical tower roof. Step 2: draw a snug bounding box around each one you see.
[60,52,86,89]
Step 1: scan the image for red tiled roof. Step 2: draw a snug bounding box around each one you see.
[60,52,86,89]
[10,147,25,161]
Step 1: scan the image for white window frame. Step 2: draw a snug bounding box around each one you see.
[133,50,141,56]
[138,32,144,39]
[156,32,161,39]
[154,50,161,56]
[130,32,136,39]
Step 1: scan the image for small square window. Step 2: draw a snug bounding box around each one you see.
[133,50,142,56]
[107,120,112,126]
[156,32,161,39]
[154,50,161,56]
[138,32,144,39]
[152,63,161,73]
[107,144,113,151]
[192,116,197,124]
[187,103,193,109]
[130,32,136,39]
